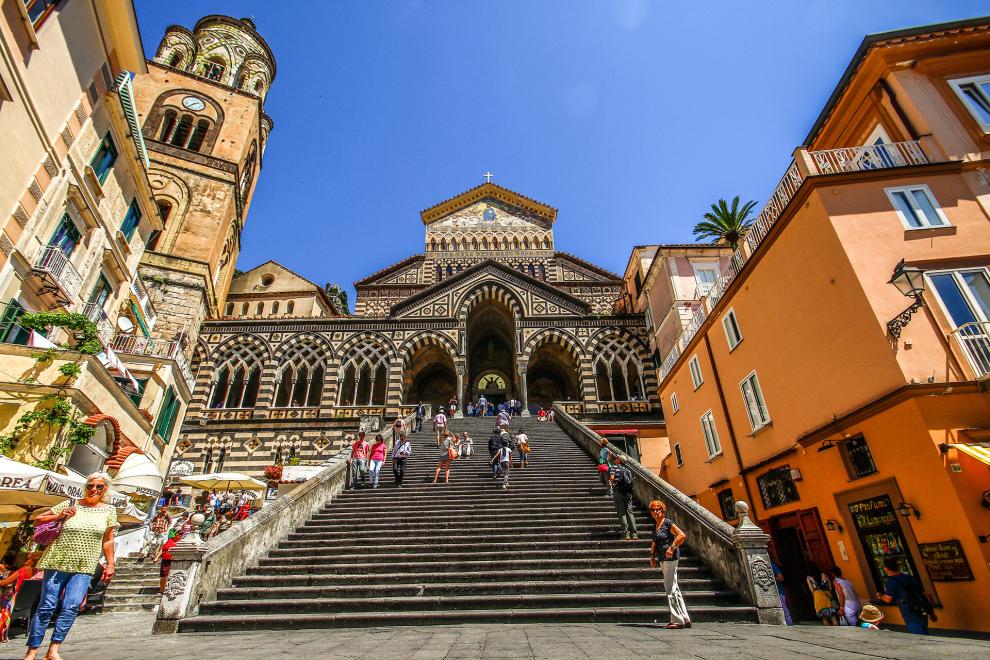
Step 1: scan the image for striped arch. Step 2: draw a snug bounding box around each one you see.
[586,327,650,362]
[585,328,654,403]
[272,332,334,363]
[398,331,460,364]
[335,331,398,364]
[209,333,272,366]
[454,281,525,322]
[521,327,584,362]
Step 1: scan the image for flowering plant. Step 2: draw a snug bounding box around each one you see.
[263,465,283,482]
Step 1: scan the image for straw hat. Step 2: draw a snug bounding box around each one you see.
[859,604,883,623]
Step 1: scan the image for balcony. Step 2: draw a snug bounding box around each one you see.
[952,321,990,380]
[659,140,931,381]
[30,246,82,306]
[130,274,157,331]
[110,334,193,389]
[81,303,114,346]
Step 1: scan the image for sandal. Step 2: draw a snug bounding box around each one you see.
[665,623,685,629]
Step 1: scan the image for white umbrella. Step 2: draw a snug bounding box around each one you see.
[0,457,102,521]
[178,472,266,492]
[112,452,164,499]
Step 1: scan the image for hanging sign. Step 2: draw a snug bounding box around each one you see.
[918,540,974,581]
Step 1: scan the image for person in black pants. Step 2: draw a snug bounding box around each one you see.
[487,427,502,478]
[414,403,425,433]
[392,434,411,487]
[609,457,638,540]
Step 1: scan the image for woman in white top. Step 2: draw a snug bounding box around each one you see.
[831,566,862,626]
[433,411,447,446]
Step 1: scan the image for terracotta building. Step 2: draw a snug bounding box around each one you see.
[0,0,189,515]
[654,18,990,633]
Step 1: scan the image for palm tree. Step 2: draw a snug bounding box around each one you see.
[693,196,758,250]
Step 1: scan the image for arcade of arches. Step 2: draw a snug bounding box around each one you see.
[180,182,659,476]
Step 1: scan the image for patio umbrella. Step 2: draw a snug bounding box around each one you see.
[112,452,165,499]
[0,457,97,521]
[178,472,266,492]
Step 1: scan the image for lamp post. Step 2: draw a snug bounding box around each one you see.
[886,259,926,340]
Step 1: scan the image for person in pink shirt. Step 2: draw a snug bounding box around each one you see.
[350,432,370,489]
[368,434,388,488]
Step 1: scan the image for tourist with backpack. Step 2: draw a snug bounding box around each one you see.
[609,456,638,539]
[433,431,457,484]
[597,438,613,495]
[491,438,512,488]
[487,426,502,478]
[392,433,411,487]
[876,557,936,634]
[368,434,388,488]
[648,499,690,629]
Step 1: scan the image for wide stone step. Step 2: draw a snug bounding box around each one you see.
[178,604,757,632]
[199,590,741,616]
[320,496,621,514]
[268,531,650,554]
[233,566,709,587]
[299,514,650,532]
[285,520,650,541]
[216,577,727,601]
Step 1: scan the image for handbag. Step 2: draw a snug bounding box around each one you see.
[520,442,531,454]
[597,463,610,472]
[32,519,63,547]
[447,446,458,460]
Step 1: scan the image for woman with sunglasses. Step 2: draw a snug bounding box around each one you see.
[24,472,117,660]
[648,500,691,629]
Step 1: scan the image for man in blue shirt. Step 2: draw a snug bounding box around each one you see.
[876,557,934,634]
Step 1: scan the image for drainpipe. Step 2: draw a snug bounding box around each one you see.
[702,334,758,517]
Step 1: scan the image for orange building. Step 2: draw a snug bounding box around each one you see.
[654,17,990,633]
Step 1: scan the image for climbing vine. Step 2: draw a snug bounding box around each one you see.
[0,311,103,464]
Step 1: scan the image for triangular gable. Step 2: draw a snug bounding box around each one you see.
[229,260,323,294]
[554,252,623,282]
[391,260,590,318]
[354,255,424,286]
[421,183,557,226]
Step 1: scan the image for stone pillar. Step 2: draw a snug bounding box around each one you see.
[153,513,208,634]
[518,360,530,416]
[791,147,820,179]
[252,358,277,418]
[578,357,598,413]
[384,360,404,419]
[454,362,465,418]
[732,501,786,625]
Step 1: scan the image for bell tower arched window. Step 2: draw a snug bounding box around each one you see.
[158,110,177,141]
[203,58,226,82]
[169,52,183,68]
[187,119,210,152]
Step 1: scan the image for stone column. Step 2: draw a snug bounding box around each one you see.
[454,362,465,418]
[518,360,530,416]
[732,501,786,625]
[153,513,208,634]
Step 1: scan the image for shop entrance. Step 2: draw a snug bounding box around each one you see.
[762,508,834,624]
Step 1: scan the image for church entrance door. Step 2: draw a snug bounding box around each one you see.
[403,343,457,412]
[465,299,518,409]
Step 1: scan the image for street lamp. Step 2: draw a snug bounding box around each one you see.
[886,259,926,340]
[896,501,921,519]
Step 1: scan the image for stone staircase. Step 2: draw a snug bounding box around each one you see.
[104,558,161,612]
[177,416,757,631]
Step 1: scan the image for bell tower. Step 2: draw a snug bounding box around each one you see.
[132,15,275,353]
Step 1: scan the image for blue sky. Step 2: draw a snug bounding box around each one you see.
[135,0,987,302]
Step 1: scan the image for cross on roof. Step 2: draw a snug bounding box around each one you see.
[483,171,494,183]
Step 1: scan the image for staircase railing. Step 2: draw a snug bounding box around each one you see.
[553,405,785,624]
[153,453,351,633]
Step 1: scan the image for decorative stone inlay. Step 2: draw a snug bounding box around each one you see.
[61,127,74,149]
[43,156,58,178]
[0,234,14,256]
[750,556,775,594]
[28,180,43,202]
[13,206,29,227]
[163,570,188,600]
[75,103,88,125]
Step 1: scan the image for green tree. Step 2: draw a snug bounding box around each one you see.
[692,196,758,250]
[324,283,350,315]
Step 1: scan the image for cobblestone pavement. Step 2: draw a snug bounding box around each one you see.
[4,612,990,659]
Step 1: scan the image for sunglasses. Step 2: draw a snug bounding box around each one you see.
[85,483,106,491]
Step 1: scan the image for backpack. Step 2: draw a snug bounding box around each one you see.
[613,466,634,493]
[890,574,932,618]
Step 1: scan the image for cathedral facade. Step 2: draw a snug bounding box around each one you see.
[177,183,659,477]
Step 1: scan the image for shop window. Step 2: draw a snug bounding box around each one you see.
[839,435,878,480]
[90,132,118,184]
[757,466,799,509]
[948,74,990,132]
[717,488,736,521]
[603,434,639,463]
[848,494,920,592]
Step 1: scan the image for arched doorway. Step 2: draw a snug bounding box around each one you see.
[527,341,580,409]
[466,298,518,406]
[404,343,456,409]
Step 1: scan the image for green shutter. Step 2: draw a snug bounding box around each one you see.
[155,386,180,442]
[131,301,150,337]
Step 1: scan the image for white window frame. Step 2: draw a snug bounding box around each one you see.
[670,392,679,414]
[691,261,719,297]
[925,267,990,327]
[700,410,722,459]
[863,124,891,146]
[722,308,743,350]
[688,355,703,390]
[884,184,950,230]
[948,74,990,132]
[673,442,683,467]
[739,370,771,432]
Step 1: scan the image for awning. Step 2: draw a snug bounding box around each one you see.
[955,443,990,466]
[591,429,640,435]
[113,452,164,498]
[0,457,127,520]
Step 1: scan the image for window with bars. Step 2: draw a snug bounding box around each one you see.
[757,466,800,509]
[839,435,878,480]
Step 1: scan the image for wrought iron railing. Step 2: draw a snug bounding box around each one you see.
[130,274,157,330]
[110,334,193,388]
[660,307,707,378]
[32,245,82,302]
[114,72,150,169]
[81,302,114,346]
[810,140,927,175]
[951,321,990,379]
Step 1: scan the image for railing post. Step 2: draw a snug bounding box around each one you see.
[791,147,819,178]
[154,512,207,634]
[731,502,785,624]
